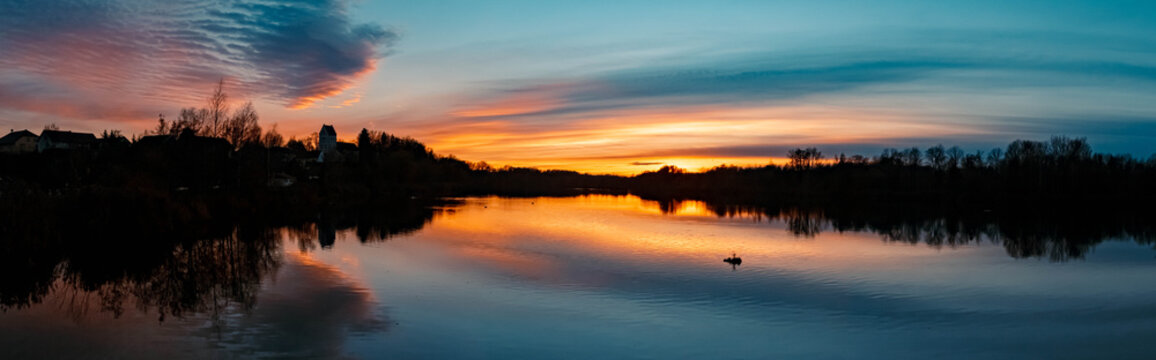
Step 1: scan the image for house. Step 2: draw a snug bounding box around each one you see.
[37,130,96,152]
[0,130,38,154]
[133,134,176,148]
[318,124,337,162]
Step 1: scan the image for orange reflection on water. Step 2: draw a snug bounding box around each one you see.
[417,195,967,282]
[284,239,378,301]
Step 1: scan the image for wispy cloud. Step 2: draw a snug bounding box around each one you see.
[456,51,1156,122]
[328,92,364,109]
[0,0,396,121]
[402,30,1156,172]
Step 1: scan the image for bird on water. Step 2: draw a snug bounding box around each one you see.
[724,252,742,270]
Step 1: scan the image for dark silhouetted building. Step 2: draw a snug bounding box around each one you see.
[0,129,38,154]
[318,124,337,162]
[37,130,96,152]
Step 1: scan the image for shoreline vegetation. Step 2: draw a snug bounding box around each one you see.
[2,125,1154,252]
[2,84,1156,311]
[3,126,1154,229]
[5,83,1153,225]
[4,125,1156,312]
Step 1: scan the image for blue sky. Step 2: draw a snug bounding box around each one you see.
[2,0,1155,172]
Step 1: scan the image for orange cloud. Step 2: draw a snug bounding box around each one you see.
[451,92,562,118]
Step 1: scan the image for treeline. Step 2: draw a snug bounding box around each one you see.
[1,81,1152,241]
[4,132,1156,309]
[657,198,1156,262]
[634,136,1156,210]
[3,132,1153,236]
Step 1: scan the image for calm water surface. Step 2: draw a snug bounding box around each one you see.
[3,195,1155,359]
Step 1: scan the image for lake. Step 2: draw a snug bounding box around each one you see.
[2,195,1155,359]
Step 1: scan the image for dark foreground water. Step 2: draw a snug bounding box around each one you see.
[2,195,1155,359]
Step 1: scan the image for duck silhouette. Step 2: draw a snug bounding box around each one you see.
[723,252,742,270]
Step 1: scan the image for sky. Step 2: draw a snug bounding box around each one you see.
[2,0,1156,174]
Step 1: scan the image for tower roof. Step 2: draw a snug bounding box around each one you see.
[320,124,336,136]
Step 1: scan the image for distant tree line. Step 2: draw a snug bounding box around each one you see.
[6,112,1156,313]
[634,136,1156,211]
[3,80,1154,249]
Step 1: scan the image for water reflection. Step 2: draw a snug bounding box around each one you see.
[1,227,279,317]
[208,250,386,358]
[62,228,278,323]
[3,196,1152,316]
[644,197,1156,261]
[0,201,454,359]
[341,196,1156,359]
[2,195,1155,359]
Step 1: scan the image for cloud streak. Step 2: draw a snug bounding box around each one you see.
[459,53,1156,123]
[405,30,1156,173]
[0,0,395,118]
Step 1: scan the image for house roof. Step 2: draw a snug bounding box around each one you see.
[40,130,96,144]
[0,130,37,145]
[133,134,175,147]
[319,124,336,136]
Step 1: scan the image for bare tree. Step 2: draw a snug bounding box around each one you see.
[152,114,168,135]
[963,150,984,169]
[1049,136,1092,162]
[926,145,947,169]
[261,123,284,148]
[903,147,921,167]
[205,78,230,137]
[172,107,207,135]
[223,101,261,149]
[946,146,964,169]
[986,148,1004,166]
[302,132,319,151]
[788,147,823,169]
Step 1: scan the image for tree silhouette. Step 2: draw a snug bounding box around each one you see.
[206,78,230,137]
[222,101,261,149]
[926,145,946,169]
[261,124,285,148]
[788,147,822,169]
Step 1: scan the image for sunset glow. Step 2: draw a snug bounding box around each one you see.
[2,0,1155,174]
[5,3,1156,358]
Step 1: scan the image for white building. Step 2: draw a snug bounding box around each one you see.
[318,124,337,162]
